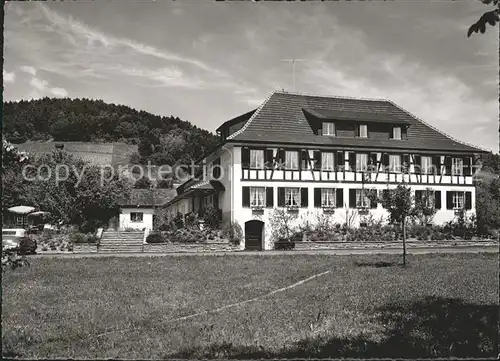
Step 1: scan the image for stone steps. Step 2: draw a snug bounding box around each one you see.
[99,239,143,243]
[101,233,143,240]
[98,230,145,253]
[98,245,144,252]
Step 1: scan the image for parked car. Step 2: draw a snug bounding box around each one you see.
[2,228,27,251]
[2,229,37,255]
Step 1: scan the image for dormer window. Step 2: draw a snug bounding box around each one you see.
[359,124,368,138]
[392,127,402,140]
[322,122,335,136]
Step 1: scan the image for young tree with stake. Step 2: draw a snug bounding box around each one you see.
[379,185,414,266]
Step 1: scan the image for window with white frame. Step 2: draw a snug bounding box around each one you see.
[250,187,266,207]
[356,153,368,172]
[359,124,368,138]
[322,122,335,136]
[321,188,336,207]
[452,191,464,209]
[389,155,401,173]
[321,152,335,171]
[16,216,24,226]
[421,156,433,174]
[285,187,300,207]
[393,127,402,140]
[452,158,464,176]
[250,149,264,169]
[356,189,371,208]
[285,151,299,170]
[130,212,143,222]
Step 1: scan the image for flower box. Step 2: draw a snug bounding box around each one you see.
[357,207,370,214]
[251,206,265,212]
[322,207,336,213]
[286,205,300,212]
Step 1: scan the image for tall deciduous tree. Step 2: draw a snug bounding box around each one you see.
[3,146,131,232]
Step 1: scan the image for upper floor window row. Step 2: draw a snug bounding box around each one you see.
[319,122,405,140]
[242,148,473,175]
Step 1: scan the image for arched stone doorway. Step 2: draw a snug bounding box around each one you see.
[244,220,264,251]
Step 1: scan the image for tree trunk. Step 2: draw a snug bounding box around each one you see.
[402,219,407,266]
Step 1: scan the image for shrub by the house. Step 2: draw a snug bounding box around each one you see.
[222,222,243,245]
[146,232,165,244]
[18,237,37,255]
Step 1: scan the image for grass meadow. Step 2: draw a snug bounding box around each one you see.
[2,253,498,359]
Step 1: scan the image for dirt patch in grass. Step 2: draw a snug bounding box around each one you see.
[2,253,498,359]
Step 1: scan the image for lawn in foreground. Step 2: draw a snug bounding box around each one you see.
[2,253,498,359]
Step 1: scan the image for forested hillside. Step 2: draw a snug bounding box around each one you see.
[3,97,219,165]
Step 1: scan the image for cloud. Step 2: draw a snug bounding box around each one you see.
[37,4,221,75]
[27,75,69,99]
[20,65,37,76]
[50,87,68,97]
[118,66,204,89]
[3,70,16,83]
[29,77,48,91]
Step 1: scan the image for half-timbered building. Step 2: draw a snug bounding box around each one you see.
[164,90,486,250]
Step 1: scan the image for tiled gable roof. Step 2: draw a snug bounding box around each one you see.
[119,189,176,207]
[227,91,485,153]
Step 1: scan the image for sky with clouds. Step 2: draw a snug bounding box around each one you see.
[3,1,498,152]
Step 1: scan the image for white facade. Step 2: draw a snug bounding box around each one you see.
[166,144,477,250]
[119,207,154,231]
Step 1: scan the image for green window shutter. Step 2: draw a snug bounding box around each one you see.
[465,192,472,210]
[300,188,308,207]
[314,188,321,208]
[445,157,452,175]
[266,187,274,208]
[463,157,472,176]
[313,151,321,170]
[336,188,344,208]
[241,148,250,169]
[402,154,410,172]
[242,187,250,207]
[434,156,441,175]
[414,155,422,174]
[382,153,390,167]
[370,190,377,208]
[278,149,285,164]
[349,189,356,208]
[301,150,309,169]
[348,152,356,171]
[278,187,285,207]
[337,151,344,171]
[434,191,441,209]
[264,149,274,169]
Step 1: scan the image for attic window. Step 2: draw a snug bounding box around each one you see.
[322,122,335,136]
[392,127,402,140]
[359,124,368,138]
